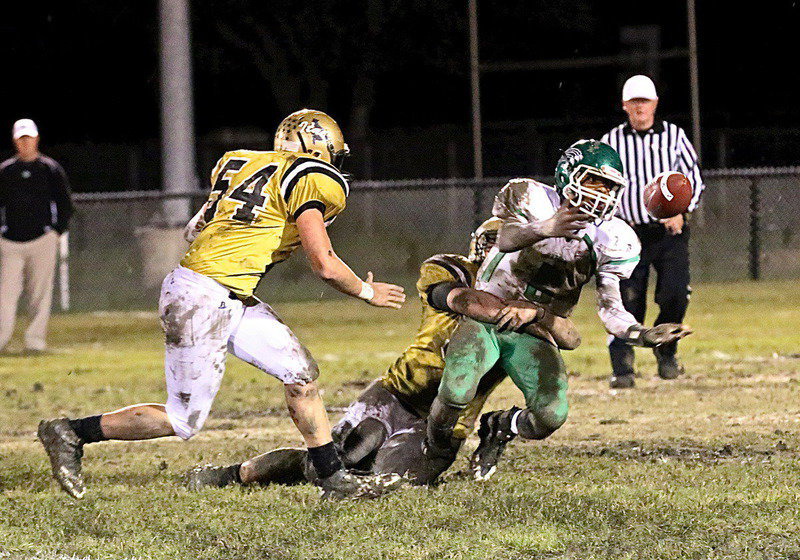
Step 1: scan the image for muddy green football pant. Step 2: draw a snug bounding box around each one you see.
[438,318,569,439]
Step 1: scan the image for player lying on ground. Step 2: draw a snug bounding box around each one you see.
[38,109,408,500]
[185,219,580,490]
[425,140,692,481]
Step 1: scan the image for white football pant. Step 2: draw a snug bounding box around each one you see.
[160,266,319,440]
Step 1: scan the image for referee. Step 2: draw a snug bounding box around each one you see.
[602,75,704,389]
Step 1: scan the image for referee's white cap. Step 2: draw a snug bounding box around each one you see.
[12,118,39,139]
[622,75,658,101]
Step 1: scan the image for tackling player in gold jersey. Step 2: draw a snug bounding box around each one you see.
[182,148,349,297]
[39,110,406,501]
[186,219,580,490]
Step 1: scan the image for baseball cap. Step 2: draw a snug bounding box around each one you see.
[622,75,658,101]
[12,118,39,139]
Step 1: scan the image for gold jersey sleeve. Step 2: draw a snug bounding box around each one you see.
[180,150,349,297]
[285,167,347,223]
[381,254,479,418]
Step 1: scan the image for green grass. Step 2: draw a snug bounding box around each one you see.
[2,280,800,559]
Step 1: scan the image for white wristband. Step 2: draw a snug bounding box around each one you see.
[358,281,375,302]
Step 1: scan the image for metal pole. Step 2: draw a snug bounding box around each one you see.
[159,0,196,226]
[687,0,702,162]
[473,180,483,231]
[468,0,482,179]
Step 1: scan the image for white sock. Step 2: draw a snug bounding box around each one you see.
[509,409,523,435]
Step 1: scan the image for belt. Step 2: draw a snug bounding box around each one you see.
[229,291,260,307]
[631,221,665,230]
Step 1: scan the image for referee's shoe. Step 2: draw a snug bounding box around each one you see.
[654,345,685,379]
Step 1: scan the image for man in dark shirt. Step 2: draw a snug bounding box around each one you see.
[0,119,73,352]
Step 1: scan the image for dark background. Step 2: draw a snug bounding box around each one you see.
[1,1,797,191]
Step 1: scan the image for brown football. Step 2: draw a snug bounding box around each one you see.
[643,172,693,219]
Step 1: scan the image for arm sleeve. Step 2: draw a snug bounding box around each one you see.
[675,128,705,212]
[286,173,347,223]
[595,271,639,338]
[594,222,641,337]
[49,161,74,233]
[427,281,465,313]
[416,261,460,300]
[601,125,624,153]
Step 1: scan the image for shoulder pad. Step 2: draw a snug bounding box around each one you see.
[493,178,558,221]
[596,219,640,262]
[422,254,474,287]
[279,156,349,201]
[223,149,259,160]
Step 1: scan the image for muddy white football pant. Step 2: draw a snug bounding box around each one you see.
[160,266,319,440]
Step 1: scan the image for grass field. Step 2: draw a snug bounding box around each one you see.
[2,280,800,559]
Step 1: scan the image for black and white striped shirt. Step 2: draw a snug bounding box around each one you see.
[602,121,704,225]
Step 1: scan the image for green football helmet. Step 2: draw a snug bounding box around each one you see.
[554,140,628,221]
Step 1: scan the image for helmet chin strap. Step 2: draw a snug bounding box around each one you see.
[277,139,302,152]
[296,132,308,153]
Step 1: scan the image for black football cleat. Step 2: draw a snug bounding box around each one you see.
[184,464,241,491]
[470,408,519,481]
[610,374,636,389]
[317,469,405,500]
[37,418,86,499]
[655,348,685,380]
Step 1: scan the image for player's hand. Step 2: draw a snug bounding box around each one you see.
[184,212,206,243]
[495,300,542,332]
[661,214,684,235]
[365,272,406,309]
[640,323,693,347]
[540,200,591,240]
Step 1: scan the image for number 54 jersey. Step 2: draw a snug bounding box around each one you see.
[181,150,349,297]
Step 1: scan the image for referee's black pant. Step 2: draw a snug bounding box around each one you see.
[608,223,691,375]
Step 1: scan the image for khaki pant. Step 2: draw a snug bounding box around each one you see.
[0,231,59,351]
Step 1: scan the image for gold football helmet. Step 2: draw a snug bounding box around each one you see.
[274,109,350,169]
[469,217,502,264]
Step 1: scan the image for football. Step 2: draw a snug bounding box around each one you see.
[643,171,693,219]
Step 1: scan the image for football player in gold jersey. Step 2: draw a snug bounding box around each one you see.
[185,219,580,489]
[38,109,406,500]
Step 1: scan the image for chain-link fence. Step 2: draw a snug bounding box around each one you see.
[694,167,800,281]
[62,167,799,311]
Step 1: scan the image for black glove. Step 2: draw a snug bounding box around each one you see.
[626,323,693,348]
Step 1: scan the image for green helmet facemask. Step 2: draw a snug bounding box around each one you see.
[554,140,628,221]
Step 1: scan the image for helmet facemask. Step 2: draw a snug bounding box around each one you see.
[562,165,627,221]
[330,144,350,171]
[469,217,502,264]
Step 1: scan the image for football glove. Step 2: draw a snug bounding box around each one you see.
[626,323,693,348]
